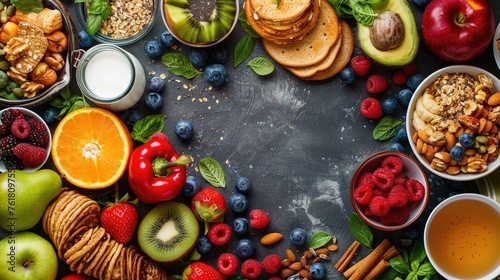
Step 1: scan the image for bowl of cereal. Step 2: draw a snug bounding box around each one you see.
[0,0,78,108]
[406,65,500,181]
[75,0,158,46]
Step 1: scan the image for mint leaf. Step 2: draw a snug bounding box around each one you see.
[199,158,226,188]
[130,115,167,143]
[309,231,335,249]
[162,53,203,79]
[348,212,373,248]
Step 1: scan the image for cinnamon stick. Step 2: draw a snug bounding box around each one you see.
[343,244,398,278]
[334,240,360,272]
[348,239,392,280]
[364,259,390,280]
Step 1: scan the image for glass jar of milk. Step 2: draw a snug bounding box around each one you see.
[75,44,146,112]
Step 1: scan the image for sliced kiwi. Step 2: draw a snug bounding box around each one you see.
[164,0,237,45]
[138,202,199,263]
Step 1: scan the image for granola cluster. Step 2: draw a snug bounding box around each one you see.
[99,0,154,38]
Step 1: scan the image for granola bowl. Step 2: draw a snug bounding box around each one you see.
[75,0,158,46]
[406,65,500,181]
[0,0,78,108]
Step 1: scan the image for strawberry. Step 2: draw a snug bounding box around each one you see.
[191,187,227,234]
[182,261,226,280]
[100,188,139,244]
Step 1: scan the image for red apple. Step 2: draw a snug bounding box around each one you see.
[421,0,495,62]
[60,274,93,280]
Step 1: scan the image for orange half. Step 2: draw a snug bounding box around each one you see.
[52,107,132,189]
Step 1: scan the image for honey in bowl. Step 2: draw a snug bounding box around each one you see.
[424,193,500,279]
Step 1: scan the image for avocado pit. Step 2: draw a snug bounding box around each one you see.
[370,10,405,51]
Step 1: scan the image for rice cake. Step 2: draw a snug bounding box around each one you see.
[249,0,313,22]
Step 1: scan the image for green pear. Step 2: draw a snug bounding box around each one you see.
[0,169,62,232]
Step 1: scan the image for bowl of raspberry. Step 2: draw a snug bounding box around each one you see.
[0,107,52,172]
[350,151,429,231]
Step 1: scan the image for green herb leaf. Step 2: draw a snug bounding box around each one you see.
[162,53,203,79]
[348,212,373,248]
[388,257,410,274]
[234,35,255,68]
[406,270,419,280]
[409,240,426,269]
[418,262,437,275]
[247,57,274,76]
[199,158,226,188]
[327,0,378,26]
[49,87,89,120]
[89,0,108,15]
[130,115,167,143]
[10,0,43,13]
[86,14,103,35]
[309,231,335,249]
[373,116,403,141]
[238,11,260,38]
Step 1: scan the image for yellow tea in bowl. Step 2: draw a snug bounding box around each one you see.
[424,193,500,280]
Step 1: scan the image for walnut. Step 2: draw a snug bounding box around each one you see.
[6,66,27,84]
[3,37,29,61]
[44,51,65,71]
[21,81,44,98]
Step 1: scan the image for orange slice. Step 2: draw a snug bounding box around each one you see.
[51,107,132,189]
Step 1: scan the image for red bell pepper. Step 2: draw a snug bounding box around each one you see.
[128,138,193,204]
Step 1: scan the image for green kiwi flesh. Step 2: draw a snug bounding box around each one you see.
[164,0,237,45]
[138,202,199,263]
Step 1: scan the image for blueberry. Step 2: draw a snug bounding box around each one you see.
[403,227,419,239]
[450,146,465,161]
[388,142,404,152]
[181,176,201,197]
[397,88,413,108]
[144,40,163,58]
[42,107,57,124]
[381,98,398,114]
[78,30,93,48]
[235,238,255,258]
[395,125,408,143]
[289,228,307,246]
[458,132,475,147]
[147,76,165,92]
[310,263,327,279]
[143,92,163,111]
[407,73,426,91]
[339,68,355,84]
[204,64,228,86]
[174,120,194,140]
[210,46,229,64]
[235,176,251,193]
[196,235,212,254]
[121,109,142,126]
[160,30,176,48]
[412,0,431,8]
[188,48,208,68]
[232,217,250,235]
[228,193,249,213]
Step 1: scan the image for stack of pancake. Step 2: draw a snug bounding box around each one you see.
[244,0,354,80]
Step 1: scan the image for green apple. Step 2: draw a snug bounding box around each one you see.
[0,169,62,232]
[0,231,58,280]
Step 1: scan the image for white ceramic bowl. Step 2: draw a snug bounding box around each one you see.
[406,65,500,181]
[350,151,429,231]
[0,107,52,172]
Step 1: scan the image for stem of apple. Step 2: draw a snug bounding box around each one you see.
[456,13,466,25]
[23,259,34,267]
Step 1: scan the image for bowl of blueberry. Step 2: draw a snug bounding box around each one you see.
[350,151,429,231]
[0,107,52,172]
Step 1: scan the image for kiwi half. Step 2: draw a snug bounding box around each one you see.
[138,202,199,263]
[163,0,238,46]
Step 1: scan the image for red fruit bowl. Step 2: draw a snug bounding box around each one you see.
[350,151,429,231]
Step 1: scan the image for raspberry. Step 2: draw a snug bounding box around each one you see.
[369,196,391,216]
[10,118,31,139]
[358,172,375,189]
[405,179,425,202]
[394,174,408,185]
[241,259,262,279]
[261,254,281,274]
[0,135,19,156]
[12,143,47,168]
[366,75,388,94]
[353,185,374,205]
[207,222,232,245]
[381,155,403,174]
[217,253,239,276]
[269,277,282,280]
[249,209,270,229]
[391,70,407,86]
[373,188,388,198]
[350,55,371,76]
[363,206,375,217]
[380,206,409,226]
[402,61,417,76]
[372,168,395,191]
[387,184,409,207]
[149,132,169,142]
[360,97,383,119]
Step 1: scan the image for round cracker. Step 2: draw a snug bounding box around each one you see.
[84,232,111,275]
[249,0,313,22]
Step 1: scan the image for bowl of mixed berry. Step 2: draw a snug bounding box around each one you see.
[0,107,51,172]
[350,151,429,231]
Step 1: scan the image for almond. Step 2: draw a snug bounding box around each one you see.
[279,268,294,278]
[488,92,500,106]
[288,261,303,271]
[327,244,338,251]
[315,248,329,255]
[285,248,296,263]
[260,232,283,245]
[299,269,312,279]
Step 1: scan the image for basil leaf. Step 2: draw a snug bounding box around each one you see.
[10,0,43,13]
[199,158,226,188]
[388,257,410,274]
[418,261,437,275]
[49,98,65,108]
[234,35,255,68]
[406,270,419,280]
[409,240,426,266]
[60,87,71,101]
[131,115,167,143]
[377,267,404,280]
[162,53,203,79]
[89,0,108,15]
[348,212,373,248]
[247,57,274,76]
[373,116,403,140]
[238,11,260,38]
[86,14,103,35]
[309,231,335,249]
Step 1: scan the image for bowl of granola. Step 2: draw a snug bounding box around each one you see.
[406,65,500,181]
[75,0,158,46]
[0,0,78,108]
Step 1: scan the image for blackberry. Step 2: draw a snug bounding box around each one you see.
[0,155,24,170]
[0,135,18,156]
[1,109,18,126]
[0,123,8,137]
[28,128,49,147]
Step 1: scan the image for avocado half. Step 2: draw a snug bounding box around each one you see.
[357,0,419,67]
